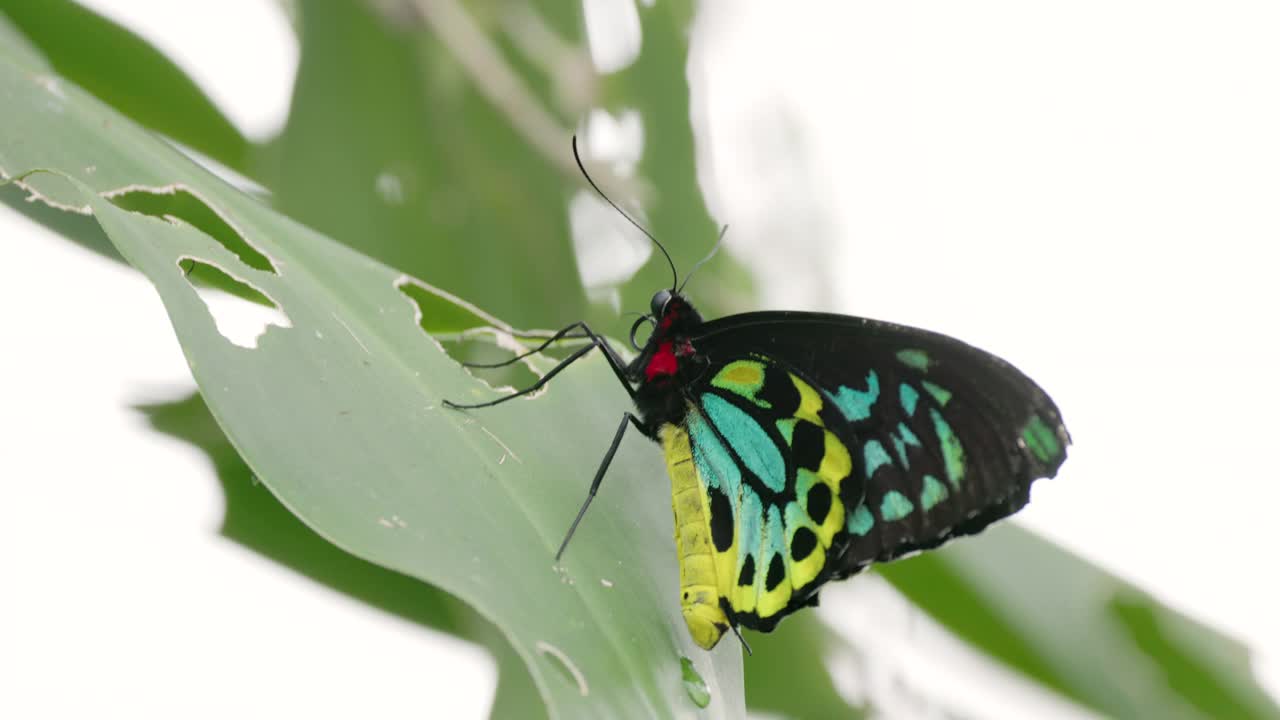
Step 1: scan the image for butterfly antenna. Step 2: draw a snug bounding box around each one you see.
[572,135,679,291]
[677,224,729,294]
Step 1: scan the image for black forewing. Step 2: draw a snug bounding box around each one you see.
[691,311,1069,578]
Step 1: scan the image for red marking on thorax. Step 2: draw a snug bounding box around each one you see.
[645,341,678,380]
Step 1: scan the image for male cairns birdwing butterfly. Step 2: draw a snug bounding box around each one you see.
[445,137,1070,651]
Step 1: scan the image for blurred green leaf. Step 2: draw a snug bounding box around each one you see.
[880,524,1280,719]
[1109,592,1279,720]
[0,8,49,70]
[0,0,251,171]
[1,0,752,327]
[0,53,744,718]
[582,1,754,319]
[745,613,865,720]
[263,1,586,328]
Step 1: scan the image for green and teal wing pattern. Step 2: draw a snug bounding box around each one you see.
[681,312,1068,632]
[682,358,852,632]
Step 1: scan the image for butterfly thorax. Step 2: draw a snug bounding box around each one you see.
[628,291,708,436]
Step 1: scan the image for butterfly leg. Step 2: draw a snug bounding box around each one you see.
[500,325,589,340]
[727,621,753,656]
[445,322,634,409]
[461,321,592,369]
[555,411,647,562]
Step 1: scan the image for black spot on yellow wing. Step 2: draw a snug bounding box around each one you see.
[737,555,755,586]
[765,554,786,592]
[791,420,826,471]
[806,483,832,525]
[758,364,800,415]
[790,527,817,561]
[708,486,734,553]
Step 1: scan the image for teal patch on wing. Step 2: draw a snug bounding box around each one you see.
[921,381,952,407]
[920,474,949,511]
[828,370,879,422]
[929,408,966,489]
[784,502,818,552]
[687,407,743,503]
[847,505,874,536]
[1022,415,1063,463]
[738,489,764,585]
[880,491,915,521]
[794,469,818,508]
[863,439,892,477]
[701,393,787,492]
[711,359,771,408]
[896,349,931,371]
[899,383,919,416]
[775,418,796,445]
[890,422,922,468]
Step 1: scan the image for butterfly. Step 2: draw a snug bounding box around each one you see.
[445,138,1070,651]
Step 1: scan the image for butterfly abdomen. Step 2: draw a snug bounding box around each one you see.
[660,423,731,650]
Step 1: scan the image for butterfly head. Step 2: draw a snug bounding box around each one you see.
[627,289,706,385]
[650,289,703,335]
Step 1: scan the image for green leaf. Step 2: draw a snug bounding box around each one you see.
[0,55,743,719]
[264,1,587,328]
[0,7,50,71]
[264,1,751,326]
[744,614,866,719]
[1,1,752,326]
[139,391,548,720]
[880,524,1280,720]
[0,0,251,171]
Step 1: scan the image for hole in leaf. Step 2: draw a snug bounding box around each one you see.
[106,186,277,274]
[442,335,543,391]
[396,276,509,336]
[396,276,563,391]
[179,258,290,349]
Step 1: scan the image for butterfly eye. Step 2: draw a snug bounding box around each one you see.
[629,315,655,350]
[650,289,673,318]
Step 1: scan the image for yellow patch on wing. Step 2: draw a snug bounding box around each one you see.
[789,547,824,589]
[790,373,825,426]
[732,579,756,615]
[712,531,739,624]
[816,430,851,546]
[723,361,763,385]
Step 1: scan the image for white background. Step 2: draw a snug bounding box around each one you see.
[2,1,1277,718]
